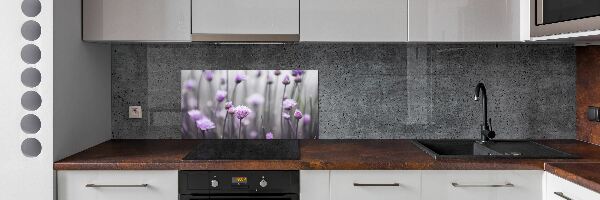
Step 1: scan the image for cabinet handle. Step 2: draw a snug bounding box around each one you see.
[85,184,149,188]
[451,182,514,187]
[553,192,573,200]
[353,183,400,187]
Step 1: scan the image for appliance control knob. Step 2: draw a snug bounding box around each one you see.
[259,179,268,188]
[211,180,219,188]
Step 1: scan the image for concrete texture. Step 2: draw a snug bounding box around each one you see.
[112,43,576,139]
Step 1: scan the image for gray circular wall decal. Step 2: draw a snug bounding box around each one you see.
[21,44,41,64]
[21,67,42,88]
[21,20,41,41]
[21,91,42,111]
[21,68,41,88]
[21,0,41,17]
[21,138,42,157]
[20,114,41,134]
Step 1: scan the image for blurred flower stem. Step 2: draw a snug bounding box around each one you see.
[280,85,287,138]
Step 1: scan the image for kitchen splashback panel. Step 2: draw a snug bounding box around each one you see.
[181,70,318,139]
[112,43,575,139]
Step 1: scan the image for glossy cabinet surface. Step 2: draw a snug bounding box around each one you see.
[57,170,178,200]
[82,0,191,41]
[330,170,421,200]
[421,170,543,200]
[545,172,600,200]
[300,0,408,42]
[409,0,529,42]
[300,170,330,200]
[191,0,299,35]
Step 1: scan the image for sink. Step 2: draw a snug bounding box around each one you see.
[412,140,577,160]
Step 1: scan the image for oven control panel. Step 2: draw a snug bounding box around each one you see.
[179,171,299,194]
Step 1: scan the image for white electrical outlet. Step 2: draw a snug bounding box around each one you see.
[129,106,142,118]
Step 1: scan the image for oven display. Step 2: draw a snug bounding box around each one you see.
[232,177,248,185]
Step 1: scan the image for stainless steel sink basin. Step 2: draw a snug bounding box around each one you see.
[412,140,577,160]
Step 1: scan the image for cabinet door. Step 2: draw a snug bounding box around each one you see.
[330,170,420,200]
[421,170,542,200]
[301,0,408,42]
[191,0,299,36]
[57,170,178,200]
[545,172,600,200]
[409,0,529,42]
[82,0,191,41]
[300,170,330,200]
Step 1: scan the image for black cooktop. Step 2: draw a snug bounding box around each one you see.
[182,140,300,160]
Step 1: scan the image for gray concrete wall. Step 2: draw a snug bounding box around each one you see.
[111,43,575,139]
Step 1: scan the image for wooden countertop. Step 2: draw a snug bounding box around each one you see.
[54,139,600,170]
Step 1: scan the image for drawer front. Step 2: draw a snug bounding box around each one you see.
[545,172,600,200]
[422,170,543,200]
[57,170,178,200]
[330,170,420,200]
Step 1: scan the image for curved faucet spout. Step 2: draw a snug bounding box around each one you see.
[474,83,494,142]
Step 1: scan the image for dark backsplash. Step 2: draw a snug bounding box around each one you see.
[112,43,576,139]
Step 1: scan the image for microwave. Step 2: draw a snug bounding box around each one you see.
[532,0,600,37]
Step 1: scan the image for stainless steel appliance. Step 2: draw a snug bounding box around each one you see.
[532,0,600,37]
[179,171,299,200]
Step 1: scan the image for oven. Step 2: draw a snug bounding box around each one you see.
[179,171,299,200]
[532,0,600,37]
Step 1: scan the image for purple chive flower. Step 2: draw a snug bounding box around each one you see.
[196,118,216,131]
[215,90,227,102]
[294,75,302,83]
[294,109,303,119]
[225,101,234,109]
[204,71,214,82]
[303,114,311,125]
[282,99,297,110]
[282,112,291,120]
[274,70,281,76]
[187,109,204,121]
[184,80,196,90]
[227,107,235,115]
[282,75,291,85]
[235,73,246,84]
[291,69,304,77]
[266,132,274,139]
[234,105,252,119]
[246,94,265,107]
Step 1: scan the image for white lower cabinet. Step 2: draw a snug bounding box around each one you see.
[545,172,600,200]
[330,170,421,200]
[301,170,331,200]
[421,170,543,200]
[57,170,178,200]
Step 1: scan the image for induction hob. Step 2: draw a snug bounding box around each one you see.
[182,140,300,160]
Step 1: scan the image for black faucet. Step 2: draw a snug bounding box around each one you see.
[474,83,495,142]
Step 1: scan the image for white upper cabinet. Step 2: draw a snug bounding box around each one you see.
[300,0,408,42]
[409,0,530,42]
[191,0,300,41]
[83,0,191,42]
